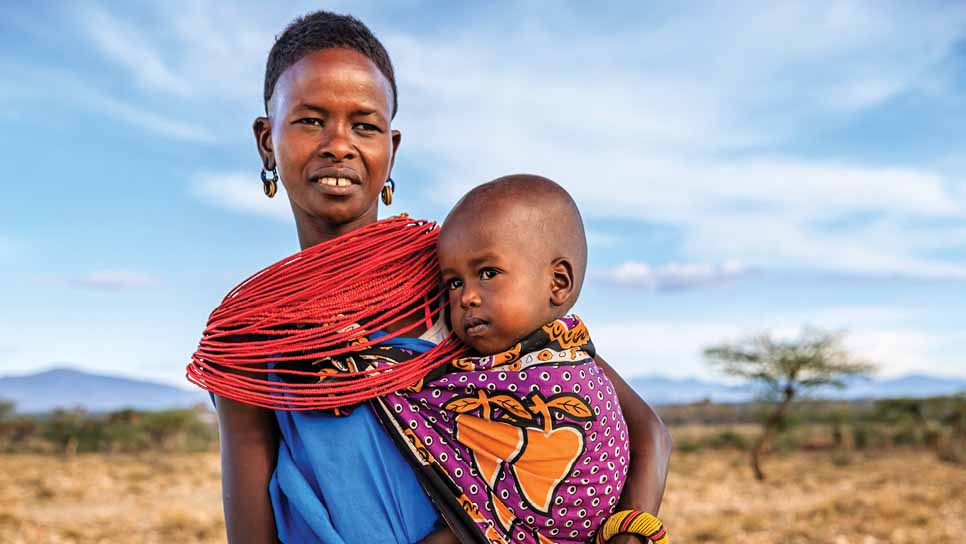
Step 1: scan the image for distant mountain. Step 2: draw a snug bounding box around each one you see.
[631,372,966,405]
[629,374,752,405]
[2,367,962,413]
[830,373,966,400]
[0,367,208,413]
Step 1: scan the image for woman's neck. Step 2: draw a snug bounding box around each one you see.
[294,210,379,250]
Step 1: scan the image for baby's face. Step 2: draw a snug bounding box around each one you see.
[438,219,554,355]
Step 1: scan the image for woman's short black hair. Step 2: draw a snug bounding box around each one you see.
[264,11,398,117]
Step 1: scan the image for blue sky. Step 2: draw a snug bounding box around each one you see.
[2,1,965,387]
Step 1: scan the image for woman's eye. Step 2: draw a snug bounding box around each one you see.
[445,278,463,290]
[295,118,324,127]
[480,268,499,280]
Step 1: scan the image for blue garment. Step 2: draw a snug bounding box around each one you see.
[269,334,441,544]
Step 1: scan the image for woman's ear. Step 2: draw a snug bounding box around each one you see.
[388,129,402,173]
[549,257,575,307]
[253,116,275,169]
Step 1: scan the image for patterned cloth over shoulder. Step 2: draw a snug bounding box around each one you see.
[361,315,630,544]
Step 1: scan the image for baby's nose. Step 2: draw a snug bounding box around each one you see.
[460,287,481,308]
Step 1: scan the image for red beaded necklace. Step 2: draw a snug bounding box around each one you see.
[185,215,466,411]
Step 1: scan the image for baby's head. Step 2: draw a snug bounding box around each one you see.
[438,174,587,355]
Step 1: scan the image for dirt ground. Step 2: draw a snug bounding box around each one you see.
[662,449,965,543]
[0,449,962,543]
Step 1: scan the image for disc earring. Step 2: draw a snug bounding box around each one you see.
[381,177,395,206]
[261,168,278,198]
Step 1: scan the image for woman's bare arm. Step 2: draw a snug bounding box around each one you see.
[416,527,460,544]
[595,355,672,515]
[215,396,281,544]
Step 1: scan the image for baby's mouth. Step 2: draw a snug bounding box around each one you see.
[463,316,489,337]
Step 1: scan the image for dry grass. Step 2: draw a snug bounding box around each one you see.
[0,449,962,543]
[663,449,965,543]
[0,453,223,543]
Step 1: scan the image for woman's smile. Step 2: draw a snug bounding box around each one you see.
[314,178,360,196]
[312,165,364,195]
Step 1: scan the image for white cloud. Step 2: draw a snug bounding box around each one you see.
[804,306,909,327]
[681,208,966,280]
[585,230,622,250]
[0,63,215,144]
[391,2,965,151]
[845,329,935,375]
[90,93,216,144]
[71,270,161,290]
[192,172,292,221]
[78,6,194,97]
[593,320,742,379]
[71,2,280,105]
[601,259,749,291]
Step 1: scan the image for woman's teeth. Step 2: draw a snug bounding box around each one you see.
[319,177,353,187]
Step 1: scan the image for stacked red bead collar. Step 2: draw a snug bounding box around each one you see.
[185,215,465,410]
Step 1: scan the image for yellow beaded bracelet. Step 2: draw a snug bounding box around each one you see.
[594,509,669,544]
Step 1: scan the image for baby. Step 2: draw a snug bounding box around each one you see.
[381,175,643,544]
[438,174,590,357]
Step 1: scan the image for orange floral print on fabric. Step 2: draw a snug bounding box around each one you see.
[541,319,590,350]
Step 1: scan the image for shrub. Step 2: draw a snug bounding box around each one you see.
[675,438,702,453]
[707,429,749,450]
[2,407,218,454]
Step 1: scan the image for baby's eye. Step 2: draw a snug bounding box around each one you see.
[480,268,499,280]
[445,278,463,290]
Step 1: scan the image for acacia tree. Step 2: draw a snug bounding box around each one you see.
[704,328,873,480]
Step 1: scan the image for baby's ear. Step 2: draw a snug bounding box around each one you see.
[549,257,575,307]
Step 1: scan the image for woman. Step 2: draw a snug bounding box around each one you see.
[216,11,671,544]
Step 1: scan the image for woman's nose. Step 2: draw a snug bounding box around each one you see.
[319,123,355,161]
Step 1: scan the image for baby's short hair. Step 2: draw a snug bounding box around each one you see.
[442,174,588,310]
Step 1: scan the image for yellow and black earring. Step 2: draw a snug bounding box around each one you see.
[381,177,395,205]
[261,167,278,198]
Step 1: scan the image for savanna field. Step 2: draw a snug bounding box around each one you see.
[0,405,963,543]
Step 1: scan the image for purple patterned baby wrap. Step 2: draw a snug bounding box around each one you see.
[374,315,629,543]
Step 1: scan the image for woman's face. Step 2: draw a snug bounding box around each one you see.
[255,48,400,237]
